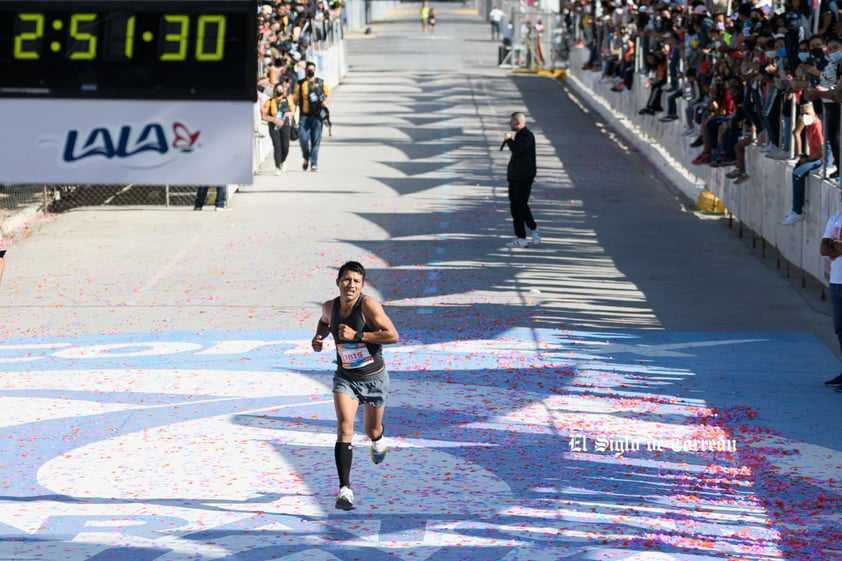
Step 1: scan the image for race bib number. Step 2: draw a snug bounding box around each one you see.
[337,343,374,370]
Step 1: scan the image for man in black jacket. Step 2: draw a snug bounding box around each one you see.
[503,112,540,247]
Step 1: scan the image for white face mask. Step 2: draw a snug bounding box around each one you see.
[766,50,777,58]
[802,114,814,126]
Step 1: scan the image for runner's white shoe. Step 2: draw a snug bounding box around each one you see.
[335,486,354,510]
[371,437,388,465]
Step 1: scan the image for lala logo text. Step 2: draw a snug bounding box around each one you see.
[62,121,201,162]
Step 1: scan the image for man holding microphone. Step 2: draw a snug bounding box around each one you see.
[502,112,540,248]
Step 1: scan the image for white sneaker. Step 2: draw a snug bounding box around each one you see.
[281,162,287,172]
[371,436,388,465]
[275,167,282,175]
[528,227,541,245]
[335,486,354,510]
[506,238,529,248]
[781,210,804,225]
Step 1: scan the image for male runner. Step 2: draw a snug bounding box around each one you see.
[311,261,400,510]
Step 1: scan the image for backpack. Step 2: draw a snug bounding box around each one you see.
[299,78,326,115]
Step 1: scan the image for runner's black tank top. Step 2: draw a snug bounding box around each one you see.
[330,295,384,376]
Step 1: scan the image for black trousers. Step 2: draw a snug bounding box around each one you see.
[508,178,536,238]
[268,123,291,168]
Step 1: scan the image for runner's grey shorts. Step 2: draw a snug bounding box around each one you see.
[333,368,389,408]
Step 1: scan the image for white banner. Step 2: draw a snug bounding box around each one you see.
[0,99,253,185]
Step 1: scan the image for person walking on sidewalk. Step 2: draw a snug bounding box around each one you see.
[503,112,541,248]
[489,5,505,40]
[261,81,297,174]
[311,261,400,511]
[294,61,332,172]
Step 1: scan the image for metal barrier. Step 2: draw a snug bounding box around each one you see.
[492,1,567,71]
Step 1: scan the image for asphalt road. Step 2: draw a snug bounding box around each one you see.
[1,5,841,560]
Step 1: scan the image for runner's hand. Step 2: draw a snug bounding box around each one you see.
[312,334,324,352]
[337,324,357,341]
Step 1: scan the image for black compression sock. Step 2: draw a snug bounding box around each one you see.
[371,424,385,441]
[334,442,353,488]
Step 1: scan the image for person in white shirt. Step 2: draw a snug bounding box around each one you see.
[820,204,842,389]
[489,5,505,40]
[502,21,513,47]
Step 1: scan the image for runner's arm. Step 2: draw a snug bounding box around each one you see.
[312,300,333,351]
[358,298,400,345]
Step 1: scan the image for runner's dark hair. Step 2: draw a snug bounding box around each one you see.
[337,261,366,281]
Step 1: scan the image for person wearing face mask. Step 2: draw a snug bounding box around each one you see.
[782,103,824,225]
[805,35,842,180]
[802,38,829,90]
[261,80,297,174]
[293,61,332,172]
[758,37,792,160]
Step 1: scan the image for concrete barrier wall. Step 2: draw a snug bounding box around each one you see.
[567,48,842,286]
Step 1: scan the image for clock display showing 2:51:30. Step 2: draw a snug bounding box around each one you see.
[11,11,232,62]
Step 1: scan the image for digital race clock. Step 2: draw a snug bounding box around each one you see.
[0,0,256,100]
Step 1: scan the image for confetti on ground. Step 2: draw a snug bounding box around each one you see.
[0,328,838,560]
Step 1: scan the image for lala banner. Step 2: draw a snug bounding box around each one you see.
[0,99,253,185]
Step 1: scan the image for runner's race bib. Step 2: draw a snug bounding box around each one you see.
[337,343,374,370]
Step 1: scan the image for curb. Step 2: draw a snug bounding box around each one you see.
[513,68,567,80]
[561,71,705,206]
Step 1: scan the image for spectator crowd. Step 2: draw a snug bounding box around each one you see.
[251,0,344,176]
[255,0,344,105]
[564,0,842,224]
